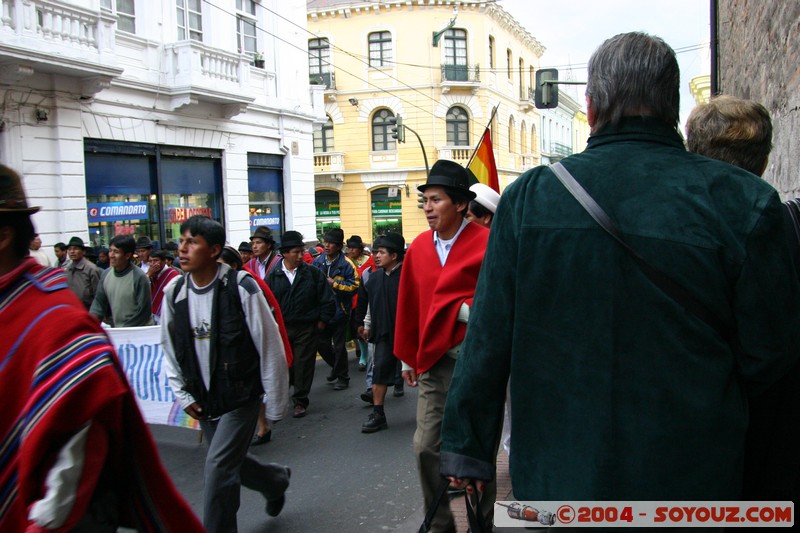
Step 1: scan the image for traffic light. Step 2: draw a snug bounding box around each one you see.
[389,115,406,143]
[535,68,559,109]
[417,190,424,209]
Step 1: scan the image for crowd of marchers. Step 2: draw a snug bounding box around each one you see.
[4,30,800,533]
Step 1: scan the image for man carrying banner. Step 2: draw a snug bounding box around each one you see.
[0,164,202,531]
[161,215,290,533]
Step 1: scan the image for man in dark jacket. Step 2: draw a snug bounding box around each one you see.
[355,232,404,433]
[440,32,800,503]
[267,230,336,418]
[312,228,359,390]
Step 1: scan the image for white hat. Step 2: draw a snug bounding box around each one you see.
[469,183,501,214]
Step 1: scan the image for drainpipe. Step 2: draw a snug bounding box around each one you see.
[710,0,719,95]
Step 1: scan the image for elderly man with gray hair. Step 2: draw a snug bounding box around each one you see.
[440,32,800,504]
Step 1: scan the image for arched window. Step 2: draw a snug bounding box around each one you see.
[371,109,396,151]
[519,57,525,98]
[371,186,403,240]
[520,121,527,154]
[488,35,495,69]
[313,116,334,153]
[446,106,469,146]
[315,189,340,239]
[531,124,537,154]
[506,49,512,80]
[508,116,516,153]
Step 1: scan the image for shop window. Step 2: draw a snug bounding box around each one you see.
[248,153,284,236]
[84,141,222,250]
[371,186,402,240]
[315,189,341,240]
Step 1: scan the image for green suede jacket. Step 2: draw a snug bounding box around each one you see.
[440,117,800,500]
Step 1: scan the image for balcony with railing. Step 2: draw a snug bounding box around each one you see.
[0,0,122,95]
[161,41,254,114]
[314,152,345,173]
[519,87,534,111]
[309,71,335,91]
[440,64,480,93]
[437,146,472,164]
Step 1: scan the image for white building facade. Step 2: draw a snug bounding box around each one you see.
[539,88,582,165]
[0,0,324,259]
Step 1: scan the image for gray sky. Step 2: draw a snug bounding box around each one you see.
[499,0,711,132]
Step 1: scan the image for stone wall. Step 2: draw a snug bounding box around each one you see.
[717,0,800,198]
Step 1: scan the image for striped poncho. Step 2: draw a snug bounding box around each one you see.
[0,258,201,532]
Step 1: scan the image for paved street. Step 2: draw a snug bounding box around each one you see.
[149,354,428,532]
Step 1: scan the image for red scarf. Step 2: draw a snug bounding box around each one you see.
[150,266,180,318]
[0,258,201,532]
[394,223,488,374]
[244,265,293,367]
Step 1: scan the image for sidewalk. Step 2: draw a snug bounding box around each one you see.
[451,449,513,532]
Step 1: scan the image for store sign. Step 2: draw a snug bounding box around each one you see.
[168,207,213,223]
[88,201,149,223]
[371,200,402,216]
[316,201,340,217]
[249,215,281,229]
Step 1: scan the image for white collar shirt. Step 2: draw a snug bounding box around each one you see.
[433,217,470,266]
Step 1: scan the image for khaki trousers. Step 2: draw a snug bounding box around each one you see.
[414,356,496,532]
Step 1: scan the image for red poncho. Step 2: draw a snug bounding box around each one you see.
[0,258,202,532]
[394,223,488,374]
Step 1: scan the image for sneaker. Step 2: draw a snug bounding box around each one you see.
[360,388,373,403]
[265,467,291,517]
[361,411,388,433]
[393,384,404,397]
[333,379,349,391]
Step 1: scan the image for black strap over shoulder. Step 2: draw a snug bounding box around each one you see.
[550,161,736,346]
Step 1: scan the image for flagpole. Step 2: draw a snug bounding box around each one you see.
[466,105,499,168]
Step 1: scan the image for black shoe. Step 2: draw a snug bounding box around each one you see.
[393,384,404,397]
[360,388,373,403]
[251,430,272,446]
[358,363,366,372]
[361,411,388,433]
[266,467,291,517]
[325,373,336,382]
[333,379,349,391]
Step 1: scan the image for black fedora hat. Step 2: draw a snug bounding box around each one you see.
[346,235,364,249]
[417,160,477,200]
[67,236,86,249]
[135,236,153,249]
[237,241,252,253]
[373,232,405,254]
[279,231,305,250]
[250,226,275,243]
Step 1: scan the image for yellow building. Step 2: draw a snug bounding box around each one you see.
[306,0,545,242]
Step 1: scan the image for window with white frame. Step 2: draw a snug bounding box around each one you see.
[101,0,135,34]
[368,31,392,68]
[314,117,334,153]
[446,106,469,146]
[177,0,202,42]
[236,0,258,55]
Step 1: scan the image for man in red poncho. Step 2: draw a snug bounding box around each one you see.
[0,164,202,532]
[394,160,490,533]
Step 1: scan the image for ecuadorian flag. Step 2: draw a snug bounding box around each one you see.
[467,128,499,193]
